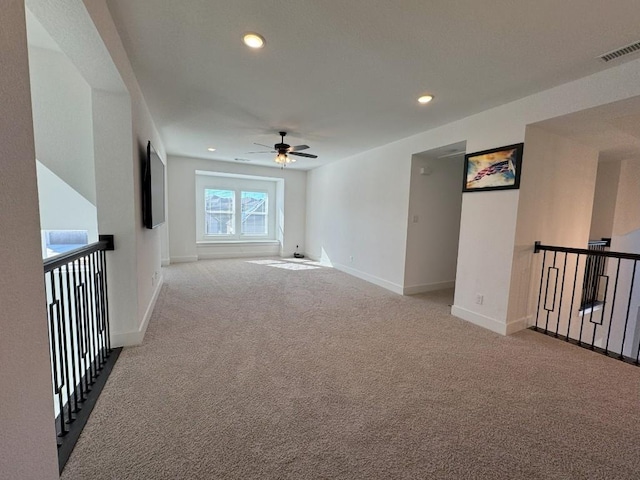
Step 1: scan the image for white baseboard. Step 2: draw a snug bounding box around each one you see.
[403,281,455,295]
[161,257,170,266]
[506,316,530,335]
[451,305,508,336]
[332,262,404,295]
[111,275,163,347]
[170,255,198,263]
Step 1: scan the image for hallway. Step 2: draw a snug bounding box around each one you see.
[61,258,640,479]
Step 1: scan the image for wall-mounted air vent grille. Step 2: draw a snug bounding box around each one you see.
[598,41,640,62]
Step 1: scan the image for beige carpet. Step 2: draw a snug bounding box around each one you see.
[62,258,640,479]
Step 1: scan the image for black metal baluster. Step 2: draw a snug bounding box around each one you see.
[94,252,104,368]
[577,254,589,346]
[80,258,91,384]
[566,253,581,340]
[604,259,622,355]
[56,267,73,429]
[96,263,107,363]
[535,250,548,329]
[65,264,80,413]
[80,258,95,384]
[96,252,108,364]
[101,250,112,353]
[87,252,99,373]
[94,252,106,367]
[48,299,61,438]
[554,253,568,337]
[544,253,558,332]
[49,270,67,436]
[100,270,107,357]
[587,256,598,349]
[591,274,609,350]
[74,260,88,401]
[619,260,637,359]
[581,254,591,309]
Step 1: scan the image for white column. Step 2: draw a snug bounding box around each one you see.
[0,1,59,478]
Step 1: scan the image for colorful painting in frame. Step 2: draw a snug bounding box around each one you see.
[463,143,523,192]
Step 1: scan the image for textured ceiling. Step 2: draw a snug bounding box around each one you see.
[104,0,640,169]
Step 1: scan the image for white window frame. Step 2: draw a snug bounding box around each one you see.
[239,190,269,236]
[204,188,236,236]
[196,174,277,243]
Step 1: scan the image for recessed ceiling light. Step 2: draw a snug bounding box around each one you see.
[418,95,434,104]
[243,33,265,49]
[207,147,216,152]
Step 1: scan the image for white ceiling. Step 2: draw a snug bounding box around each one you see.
[102,0,640,169]
[534,96,640,162]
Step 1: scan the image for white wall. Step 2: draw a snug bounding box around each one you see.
[507,126,600,332]
[25,0,168,346]
[36,160,99,245]
[610,159,640,356]
[92,90,144,346]
[0,1,59,478]
[86,0,168,346]
[590,160,621,240]
[28,43,96,204]
[403,155,463,294]
[611,159,640,240]
[168,156,307,262]
[571,158,640,357]
[306,150,412,293]
[306,55,640,333]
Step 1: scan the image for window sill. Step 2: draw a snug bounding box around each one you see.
[196,240,280,246]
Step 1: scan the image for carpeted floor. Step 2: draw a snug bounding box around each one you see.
[62,258,640,479]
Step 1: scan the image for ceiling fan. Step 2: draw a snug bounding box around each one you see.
[249,131,318,166]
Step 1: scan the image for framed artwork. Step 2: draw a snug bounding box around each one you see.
[463,143,523,192]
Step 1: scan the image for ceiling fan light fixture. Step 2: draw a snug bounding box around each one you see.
[275,152,290,165]
[243,33,265,49]
[418,94,434,104]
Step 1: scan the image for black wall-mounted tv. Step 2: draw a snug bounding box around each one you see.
[142,140,166,229]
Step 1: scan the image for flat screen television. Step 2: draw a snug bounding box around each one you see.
[143,140,166,229]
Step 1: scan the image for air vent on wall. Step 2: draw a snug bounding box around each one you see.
[598,40,640,63]
[234,158,251,162]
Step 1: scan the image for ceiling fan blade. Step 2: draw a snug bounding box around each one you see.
[289,151,318,159]
[288,144,310,152]
[254,142,274,149]
[246,150,275,154]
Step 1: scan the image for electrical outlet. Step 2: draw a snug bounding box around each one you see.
[412,215,419,223]
[476,294,484,305]
[349,255,354,262]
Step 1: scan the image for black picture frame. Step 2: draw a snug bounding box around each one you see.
[462,143,524,192]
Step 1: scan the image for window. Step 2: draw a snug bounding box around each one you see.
[196,173,278,242]
[205,189,235,235]
[241,191,268,235]
[42,230,89,259]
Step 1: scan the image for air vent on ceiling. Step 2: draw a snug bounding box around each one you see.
[234,158,251,162]
[598,40,640,63]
